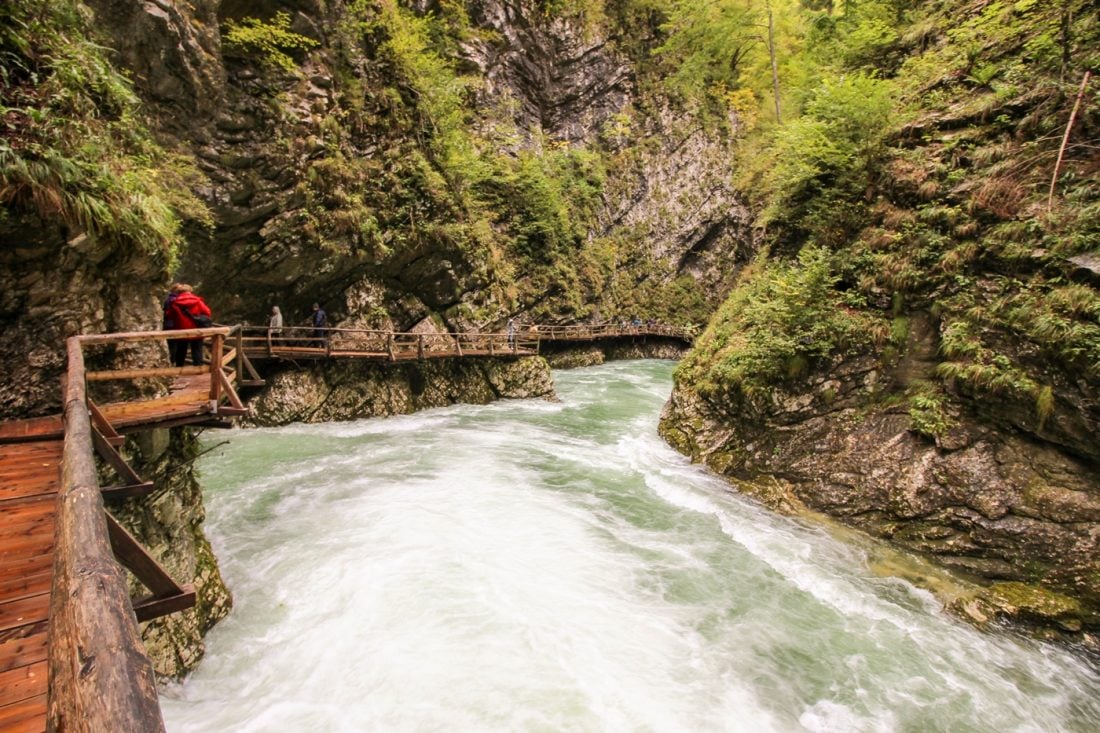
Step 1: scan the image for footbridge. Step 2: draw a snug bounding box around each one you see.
[0,320,689,731]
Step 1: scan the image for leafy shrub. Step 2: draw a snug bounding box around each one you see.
[0,0,210,268]
[678,246,887,403]
[223,12,319,73]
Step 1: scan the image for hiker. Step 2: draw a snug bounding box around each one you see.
[162,283,184,364]
[310,303,328,348]
[269,305,283,334]
[507,318,516,348]
[168,284,213,367]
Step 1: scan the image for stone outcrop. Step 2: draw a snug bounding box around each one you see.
[660,312,1100,640]
[245,356,555,426]
[105,428,233,679]
[541,339,688,369]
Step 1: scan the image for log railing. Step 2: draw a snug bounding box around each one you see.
[49,337,165,732]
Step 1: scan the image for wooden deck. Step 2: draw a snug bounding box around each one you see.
[0,440,61,733]
[0,369,232,732]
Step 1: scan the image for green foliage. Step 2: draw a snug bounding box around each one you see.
[365,0,488,195]
[222,12,319,73]
[763,72,895,231]
[678,247,887,402]
[907,382,955,439]
[0,0,210,268]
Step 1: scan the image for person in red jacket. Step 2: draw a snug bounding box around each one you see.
[168,284,213,367]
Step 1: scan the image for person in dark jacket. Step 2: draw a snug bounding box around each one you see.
[168,284,213,366]
[162,283,184,364]
[310,303,327,348]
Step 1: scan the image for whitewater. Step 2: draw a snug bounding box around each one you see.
[161,360,1100,732]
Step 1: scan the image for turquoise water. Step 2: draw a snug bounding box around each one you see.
[161,361,1100,732]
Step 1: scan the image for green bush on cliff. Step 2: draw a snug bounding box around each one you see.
[0,0,209,267]
[222,12,319,73]
[678,247,886,403]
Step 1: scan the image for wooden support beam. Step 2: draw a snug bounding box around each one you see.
[91,429,145,488]
[209,334,224,404]
[88,400,124,446]
[240,348,263,385]
[133,587,196,623]
[104,514,184,599]
[101,482,156,500]
[215,369,245,410]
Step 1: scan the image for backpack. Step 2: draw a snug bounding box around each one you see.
[178,303,213,328]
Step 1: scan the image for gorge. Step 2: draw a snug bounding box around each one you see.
[1,0,1098,720]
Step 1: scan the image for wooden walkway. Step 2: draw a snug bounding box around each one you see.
[0,328,254,732]
[0,440,58,733]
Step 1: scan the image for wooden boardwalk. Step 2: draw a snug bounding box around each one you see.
[238,322,692,362]
[0,328,253,732]
[0,440,58,733]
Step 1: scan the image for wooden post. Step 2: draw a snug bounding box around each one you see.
[417,333,424,360]
[209,333,223,407]
[49,337,166,732]
[235,328,244,384]
[454,335,463,357]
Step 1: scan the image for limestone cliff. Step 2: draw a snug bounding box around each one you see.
[659,0,1100,641]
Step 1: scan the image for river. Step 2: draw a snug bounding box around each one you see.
[160,360,1100,732]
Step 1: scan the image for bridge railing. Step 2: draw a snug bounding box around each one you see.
[534,323,693,341]
[237,326,540,359]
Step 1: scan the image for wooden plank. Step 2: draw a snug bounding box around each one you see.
[0,572,51,604]
[0,661,48,706]
[0,692,46,733]
[0,595,49,634]
[0,621,48,673]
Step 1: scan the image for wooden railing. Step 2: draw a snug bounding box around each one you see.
[533,322,694,341]
[49,337,165,732]
[238,325,541,360]
[237,321,692,360]
[49,326,257,731]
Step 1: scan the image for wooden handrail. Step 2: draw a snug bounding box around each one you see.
[49,337,165,732]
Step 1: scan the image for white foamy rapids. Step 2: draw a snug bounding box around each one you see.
[162,361,1100,732]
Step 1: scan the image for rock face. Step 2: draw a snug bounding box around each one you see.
[541,339,688,369]
[0,216,165,418]
[460,0,632,143]
[660,313,1100,637]
[107,428,233,679]
[246,356,555,426]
